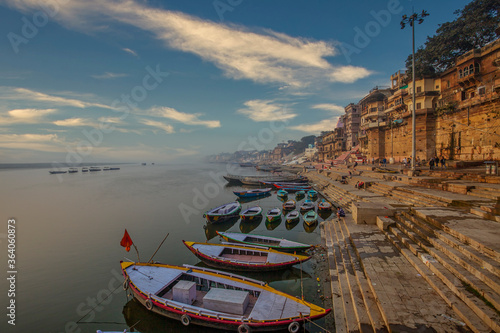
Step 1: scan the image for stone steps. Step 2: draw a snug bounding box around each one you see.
[393,213,500,311]
[468,188,500,200]
[384,226,493,333]
[345,220,464,332]
[469,206,500,223]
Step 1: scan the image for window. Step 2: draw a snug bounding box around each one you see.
[459,69,463,78]
[469,64,474,74]
[435,85,440,90]
[461,91,467,100]
[470,92,475,98]
[478,86,486,96]
[447,81,450,88]
[416,103,421,110]
[474,63,480,74]
[416,86,422,93]
[463,66,469,76]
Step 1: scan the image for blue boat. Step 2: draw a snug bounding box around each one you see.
[266,207,282,223]
[277,189,288,198]
[303,210,318,226]
[307,189,318,198]
[239,206,263,221]
[233,188,272,199]
[295,190,305,199]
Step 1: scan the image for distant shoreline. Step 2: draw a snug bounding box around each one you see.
[0,162,133,171]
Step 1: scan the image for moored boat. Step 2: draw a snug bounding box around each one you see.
[299,200,315,212]
[121,261,330,332]
[303,210,318,226]
[110,167,120,170]
[295,190,305,199]
[68,167,78,173]
[318,199,333,211]
[204,202,241,223]
[307,189,318,198]
[81,167,89,172]
[89,166,102,171]
[217,231,313,252]
[282,199,296,211]
[183,241,310,271]
[49,170,67,174]
[277,189,288,198]
[265,207,282,223]
[233,188,272,199]
[103,166,111,171]
[285,210,300,224]
[239,206,263,221]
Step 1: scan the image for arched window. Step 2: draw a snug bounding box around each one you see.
[474,63,480,74]
[469,64,474,74]
[459,69,463,78]
[463,66,469,76]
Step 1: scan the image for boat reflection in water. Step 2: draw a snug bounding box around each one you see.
[123,298,312,333]
[265,217,281,230]
[303,220,318,233]
[203,217,239,241]
[285,217,300,230]
[239,216,262,233]
[318,210,333,220]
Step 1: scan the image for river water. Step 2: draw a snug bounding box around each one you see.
[0,163,332,333]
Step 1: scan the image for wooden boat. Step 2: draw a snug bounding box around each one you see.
[295,190,305,199]
[49,170,67,174]
[318,199,333,211]
[103,166,111,171]
[274,184,311,190]
[237,193,271,204]
[183,241,311,271]
[307,190,318,198]
[239,206,263,221]
[110,167,120,170]
[277,189,288,198]
[282,199,296,211]
[81,167,89,172]
[89,166,102,171]
[285,210,300,224]
[303,210,318,226]
[68,167,78,173]
[265,208,282,223]
[121,261,330,332]
[233,188,272,199]
[217,231,313,252]
[299,200,315,212]
[224,174,304,186]
[204,202,241,223]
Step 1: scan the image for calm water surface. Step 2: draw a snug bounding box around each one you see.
[0,163,331,332]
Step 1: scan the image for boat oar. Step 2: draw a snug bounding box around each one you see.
[147,233,170,263]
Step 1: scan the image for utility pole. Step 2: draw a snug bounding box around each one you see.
[401,10,429,172]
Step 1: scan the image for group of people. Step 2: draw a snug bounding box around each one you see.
[429,156,446,170]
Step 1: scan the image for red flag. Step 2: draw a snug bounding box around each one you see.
[120,229,133,252]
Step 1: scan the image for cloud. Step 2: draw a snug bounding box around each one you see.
[139,119,175,133]
[237,100,297,122]
[0,108,57,125]
[0,86,112,109]
[91,72,129,79]
[0,133,64,152]
[312,103,345,113]
[289,117,339,134]
[53,118,99,127]
[122,47,138,57]
[329,66,373,83]
[148,106,220,128]
[3,0,372,88]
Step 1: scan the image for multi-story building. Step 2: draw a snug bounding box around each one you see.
[359,87,391,159]
[344,103,361,151]
[333,115,346,158]
[316,131,334,162]
[436,38,500,161]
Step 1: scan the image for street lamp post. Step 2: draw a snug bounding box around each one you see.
[401,10,429,172]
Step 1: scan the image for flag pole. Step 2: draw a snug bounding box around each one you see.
[147,233,170,263]
[133,243,141,263]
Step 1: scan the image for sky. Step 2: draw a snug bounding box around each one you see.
[0,0,473,163]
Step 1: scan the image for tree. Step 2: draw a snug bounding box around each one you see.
[405,0,500,79]
[293,135,316,155]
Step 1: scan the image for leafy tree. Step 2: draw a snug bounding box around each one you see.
[293,135,316,154]
[405,0,500,79]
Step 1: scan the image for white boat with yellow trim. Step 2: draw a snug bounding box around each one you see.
[121,261,330,332]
